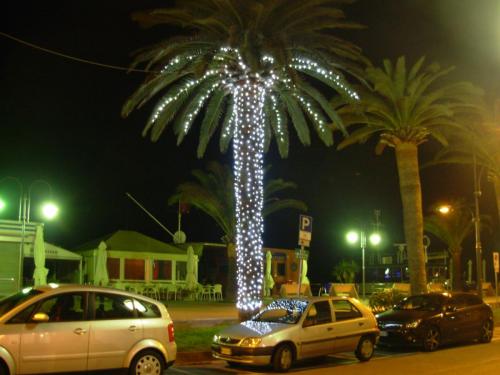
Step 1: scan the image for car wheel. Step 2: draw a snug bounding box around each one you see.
[0,362,8,375]
[422,326,440,352]
[355,336,375,362]
[272,344,294,372]
[479,320,493,343]
[129,349,164,375]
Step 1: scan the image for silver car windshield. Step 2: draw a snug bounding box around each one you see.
[0,288,42,316]
[252,299,308,324]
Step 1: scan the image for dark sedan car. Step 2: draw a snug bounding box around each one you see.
[376,292,494,351]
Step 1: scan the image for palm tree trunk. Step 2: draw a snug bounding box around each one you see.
[225,243,237,302]
[450,249,462,291]
[492,175,500,225]
[395,142,427,295]
[232,81,266,319]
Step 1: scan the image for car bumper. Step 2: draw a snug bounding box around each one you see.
[378,328,422,347]
[211,344,273,365]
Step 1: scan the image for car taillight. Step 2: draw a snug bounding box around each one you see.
[168,323,175,342]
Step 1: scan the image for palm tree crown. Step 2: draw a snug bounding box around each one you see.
[123,0,362,313]
[428,98,500,222]
[123,0,362,157]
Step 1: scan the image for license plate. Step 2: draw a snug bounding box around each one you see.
[380,330,388,337]
[221,347,232,355]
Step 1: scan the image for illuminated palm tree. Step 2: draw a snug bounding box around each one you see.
[168,161,307,301]
[336,56,480,295]
[122,0,362,313]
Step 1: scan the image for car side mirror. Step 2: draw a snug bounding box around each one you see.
[303,316,315,328]
[31,312,50,323]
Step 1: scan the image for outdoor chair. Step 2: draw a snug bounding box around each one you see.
[141,285,159,300]
[194,283,204,301]
[166,284,178,301]
[213,284,223,301]
[201,285,213,300]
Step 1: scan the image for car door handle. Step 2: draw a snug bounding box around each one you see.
[358,322,364,326]
[73,328,87,335]
[327,327,333,331]
[129,325,137,332]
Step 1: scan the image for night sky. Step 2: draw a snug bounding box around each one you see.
[1,0,499,283]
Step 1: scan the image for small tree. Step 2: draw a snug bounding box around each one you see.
[332,259,359,283]
[425,199,491,290]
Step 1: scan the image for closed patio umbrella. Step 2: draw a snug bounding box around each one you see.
[94,241,109,286]
[33,225,49,286]
[264,251,275,296]
[185,246,197,291]
[301,259,310,286]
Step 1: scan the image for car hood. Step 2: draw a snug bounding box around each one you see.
[376,309,441,323]
[218,320,293,339]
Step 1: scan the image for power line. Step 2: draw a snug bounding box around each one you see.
[0,31,158,74]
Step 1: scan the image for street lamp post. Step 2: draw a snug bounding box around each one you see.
[0,178,59,289]
[437,155,483,297]
[473,154,483,297]
[346,230,381,299]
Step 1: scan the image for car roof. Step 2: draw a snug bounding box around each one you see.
[410,291,479,298]
[29,284,157,302]
[276,295,356,303]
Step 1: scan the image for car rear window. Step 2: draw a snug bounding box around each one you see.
[94,293,137,320]
[133,298,161,318]
[333,300,362,321]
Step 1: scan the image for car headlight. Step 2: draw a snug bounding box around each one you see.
[240,337,262,347]
[213,335,220,343]
[405,319,422,329]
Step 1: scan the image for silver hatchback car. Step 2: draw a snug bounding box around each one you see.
[212,296,379,372]
[0,284,177,375]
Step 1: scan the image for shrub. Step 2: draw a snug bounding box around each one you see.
[369,290,405,313]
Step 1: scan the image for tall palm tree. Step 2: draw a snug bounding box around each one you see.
[335,56,480,295]
[122,0,362,313]
[168,161,307,301]
[424,200,475,291]
[428,98,500,223]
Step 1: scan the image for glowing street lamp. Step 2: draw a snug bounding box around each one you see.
[346,230,382,299]
[41,202,59,220]
[437,205,451,215]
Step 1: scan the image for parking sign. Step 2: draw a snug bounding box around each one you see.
[298,215,313,247]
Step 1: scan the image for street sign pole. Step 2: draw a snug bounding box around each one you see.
[493,252,499,304]
[298,215,312,297]
[297,245,304,296]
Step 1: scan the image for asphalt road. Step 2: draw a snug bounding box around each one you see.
[168,330,500,374]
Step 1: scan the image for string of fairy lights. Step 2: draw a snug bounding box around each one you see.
[149,46,358,311]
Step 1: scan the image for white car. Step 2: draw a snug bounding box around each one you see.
[0,284,176,374]
[212,296,379,372]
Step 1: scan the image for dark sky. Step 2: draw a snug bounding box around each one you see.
[1,0,499,282]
